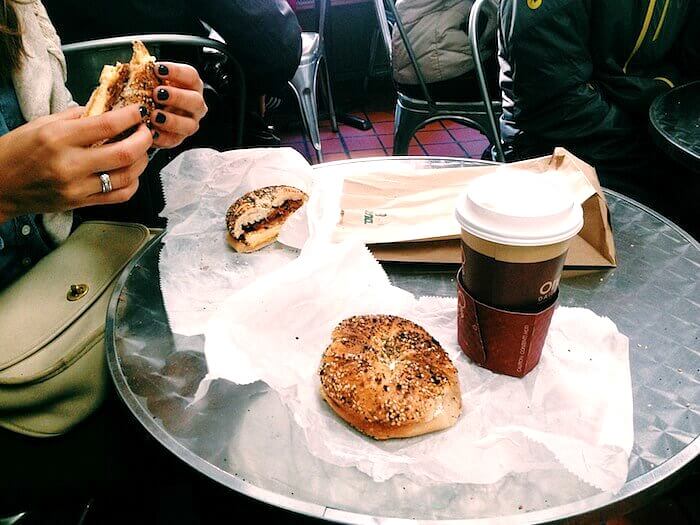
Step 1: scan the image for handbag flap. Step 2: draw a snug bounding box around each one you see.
[0,221,149,372]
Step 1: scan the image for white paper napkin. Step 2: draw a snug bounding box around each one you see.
[158,147,313,336]
[203,240,633,493]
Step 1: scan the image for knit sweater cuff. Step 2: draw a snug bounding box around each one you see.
[42,211,73,245]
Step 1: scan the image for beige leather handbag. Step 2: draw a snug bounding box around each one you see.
[0,221,152,437]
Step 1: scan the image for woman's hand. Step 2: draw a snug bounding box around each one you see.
[150,62,208,149]
[0,105,153,221]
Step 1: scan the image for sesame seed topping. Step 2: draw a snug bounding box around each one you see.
[319,315,459,432]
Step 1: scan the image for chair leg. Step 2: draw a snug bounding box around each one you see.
[301,86,323,163]
[289,63,323,163]
[392,103,424,156]
[363,29,380,96]
[320,56,339,133]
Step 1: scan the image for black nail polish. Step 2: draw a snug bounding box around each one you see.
[155,112,166,124]
[146,122,153,130]
[139,106,149,118]
[156,88,169,101]
[157,64,169,76]
[153,131,160,140]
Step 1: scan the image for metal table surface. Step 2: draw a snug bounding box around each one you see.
[106,157,700,524]
[649,81,700,173]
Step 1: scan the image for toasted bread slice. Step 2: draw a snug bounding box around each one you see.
[112,41,159,116]
[83,63,130,117]
[82,40,160,140]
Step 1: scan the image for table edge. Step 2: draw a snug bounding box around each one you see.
[105,166,700,524]
[648,81,700,165]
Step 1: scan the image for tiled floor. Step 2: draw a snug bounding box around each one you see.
[279,109,491,164]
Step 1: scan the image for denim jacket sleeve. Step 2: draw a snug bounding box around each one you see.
[0,216,54,291]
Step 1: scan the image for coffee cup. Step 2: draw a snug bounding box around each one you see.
[453,171,584,377]
[455,171,584,312]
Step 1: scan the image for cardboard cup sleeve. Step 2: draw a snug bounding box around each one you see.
[456,269,558,378]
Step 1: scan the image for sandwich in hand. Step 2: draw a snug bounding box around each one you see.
[226,186,308,253]
[83,40,160,142]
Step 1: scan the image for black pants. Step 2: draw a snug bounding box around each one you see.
[397,71,483,102]
[396,55,500,103]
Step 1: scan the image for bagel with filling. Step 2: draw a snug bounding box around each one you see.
[226,185,308,253]
[320,315,462,440]
[83,40,160,143]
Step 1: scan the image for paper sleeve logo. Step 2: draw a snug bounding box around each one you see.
[538,278,559,302]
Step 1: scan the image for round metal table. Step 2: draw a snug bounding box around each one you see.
[106,157,700,524]
[649,81,700,173]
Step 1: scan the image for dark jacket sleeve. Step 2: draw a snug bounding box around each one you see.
[498,0,651,173]
[500,0,633,144]
[679,0,700,77]
[196,0,302,94]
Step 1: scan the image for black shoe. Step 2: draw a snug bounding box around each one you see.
[244,128,281,147]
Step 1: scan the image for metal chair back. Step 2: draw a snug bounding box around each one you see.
[469,0,504,161]
[383,0,435,107]
[318,0,329,51]
[380,0,505,161]
[372,0,394,60]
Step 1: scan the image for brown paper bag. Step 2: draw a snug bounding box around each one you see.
[333,148,616,268]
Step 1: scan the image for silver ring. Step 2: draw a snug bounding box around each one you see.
[99,172,113,193]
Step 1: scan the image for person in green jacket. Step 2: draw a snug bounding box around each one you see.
[498,0,699,233]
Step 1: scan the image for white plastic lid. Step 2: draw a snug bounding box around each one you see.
[455,170,584,246]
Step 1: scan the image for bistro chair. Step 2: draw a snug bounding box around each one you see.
[288,0,339,163]
[376,0,504,161]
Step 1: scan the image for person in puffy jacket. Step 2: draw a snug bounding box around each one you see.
[499,0,699,232]
[391,0,498,101]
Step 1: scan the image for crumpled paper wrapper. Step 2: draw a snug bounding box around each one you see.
[203,240,633,493]
[158,148,312,336]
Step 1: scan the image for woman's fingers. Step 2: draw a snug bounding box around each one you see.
[88,152,149,197]
[53,105,86,120]
[153,86,207,120]
[151,109,199,137]
[152,129,186,149]
[83,177,141,207]
[22,106,86,132]
[150,63,207,152]
[66,104,148,147]
[80,124,153,173]
[155,62,204,93]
